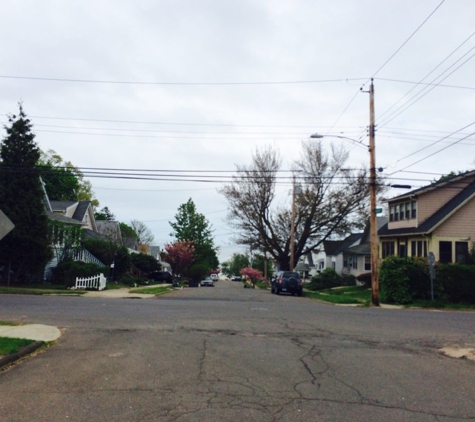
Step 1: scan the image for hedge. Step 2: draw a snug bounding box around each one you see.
[379,256,475,304]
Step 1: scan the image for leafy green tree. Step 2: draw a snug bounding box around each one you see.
[0,105,53,283]
[251,253,273,281]
[82,238,130,281]
[120,222,137,239]
[95,206,116,221]
[38,149,99,207]
[228,253,250,277]
[130,253,161,274]
[220,261,230,276]
[170,198,219,272]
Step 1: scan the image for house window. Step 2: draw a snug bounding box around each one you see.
[364,256,371,271]
[389,205,394,222]
[394,205,399,221]
[411,201,417,219]
[411,241,427,258]
[405,203,410,219]
[455,242,468,264]
[332,262,336,270]
[343,256,348,268]
[439,241,452,264]
[399,244,407,257]
[399,204,405,220]
[382,241,395,258]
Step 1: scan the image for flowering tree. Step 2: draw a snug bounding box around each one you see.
[240,267,264,288]
[160,241,195,277]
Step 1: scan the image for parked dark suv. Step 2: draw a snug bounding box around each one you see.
[271,271,302,296]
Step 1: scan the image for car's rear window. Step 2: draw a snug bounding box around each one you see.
[283,272,300,278]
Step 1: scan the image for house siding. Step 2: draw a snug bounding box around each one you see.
[418,178,474,224]
[433,196,475,238]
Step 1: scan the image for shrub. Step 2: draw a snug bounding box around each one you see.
[82,239,131,280]
[52,260,108,288]
[341,273,356,286]
[307,268,341,291]
[130,253,161,274]
[119,276,149,287]
[437,264,475,304]
[379,256,413,304]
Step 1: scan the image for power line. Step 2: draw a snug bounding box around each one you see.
[378,47,475,127]
[378,30,475,123]
[0,74,366,86]
[22,115,359,129]
[390,126,475,175]
[377,77,475,90]
[372,0,447,77]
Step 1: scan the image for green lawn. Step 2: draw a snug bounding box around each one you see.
[129,285,175,295]
[304,285,371,305]
[0,286,86,295]
[0,337,35,355]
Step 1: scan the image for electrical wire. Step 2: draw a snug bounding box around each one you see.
[371,0,447,77]
[0,74,366,86]
[378,46,475,127]
[377,30,475,123]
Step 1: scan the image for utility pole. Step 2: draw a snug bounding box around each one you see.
[290,174,296,271]
[369,78,380,306]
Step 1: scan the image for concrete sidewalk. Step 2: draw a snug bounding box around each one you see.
[0,324,61,342]
[0,324,62,369]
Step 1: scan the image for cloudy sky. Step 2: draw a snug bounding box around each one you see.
[1,0,474,262]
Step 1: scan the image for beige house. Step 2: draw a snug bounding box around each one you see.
[378,170,475,263]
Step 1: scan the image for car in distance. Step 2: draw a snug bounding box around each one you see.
[200,276,215,287]
[230,275,241,281]
[148,271,173,283]
[271,271,302,296]
[210,274,219,282]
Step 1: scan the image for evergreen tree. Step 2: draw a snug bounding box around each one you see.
[170,198,219,272]
[0,105,52,283]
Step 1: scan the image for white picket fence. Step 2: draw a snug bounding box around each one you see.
[74,273,106,290]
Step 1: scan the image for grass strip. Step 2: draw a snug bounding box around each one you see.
[304,286,371,305]
[129,286,174,295]
[0,337,35,355]
[0,287,85,295]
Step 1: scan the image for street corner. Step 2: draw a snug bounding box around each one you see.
[0,324,62,342]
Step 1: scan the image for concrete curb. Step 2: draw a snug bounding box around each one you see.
[0,340,45,369]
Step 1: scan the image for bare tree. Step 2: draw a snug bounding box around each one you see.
[219,141,369,270]
[130,220,155,245]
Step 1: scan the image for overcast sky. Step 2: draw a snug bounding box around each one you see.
[1,0,474,262]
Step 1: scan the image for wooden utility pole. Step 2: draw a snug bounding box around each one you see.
[369,78,380,306]
[290,174,296,271]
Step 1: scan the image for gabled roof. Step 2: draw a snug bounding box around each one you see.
[324,233,363,256]
[72,201,91,221]
[46,211,85,225]
[379,180,475,237]
[388,169,475,202]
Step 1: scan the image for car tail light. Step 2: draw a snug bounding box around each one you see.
[278,277,283,284]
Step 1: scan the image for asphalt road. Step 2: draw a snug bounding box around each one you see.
[0,280,474,421]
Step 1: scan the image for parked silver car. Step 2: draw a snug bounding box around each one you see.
[200,277,215,287]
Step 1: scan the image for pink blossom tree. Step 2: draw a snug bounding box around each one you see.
[161,241,195,277]
[240,267,264,288]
